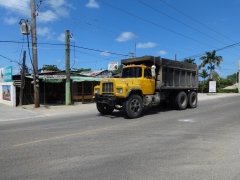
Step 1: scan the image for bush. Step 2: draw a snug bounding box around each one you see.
[216,88,238,93]
[199,80,239,93]
[199,81,209,93]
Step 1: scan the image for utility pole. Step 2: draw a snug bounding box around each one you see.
[19,51,26,106]
[134,34,137,57]
[65,30,71,105]
[238,59,240,93]
[30,0,40,108]
[129,52,134,58]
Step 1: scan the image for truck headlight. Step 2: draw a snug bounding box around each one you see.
[117,88,123,94]
[95,88,100,94]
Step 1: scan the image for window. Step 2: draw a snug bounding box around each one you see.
[122,67,142,78]
[144,68,152,78]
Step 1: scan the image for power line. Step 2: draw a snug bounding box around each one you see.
[96,0,239,57]
[38,3,201,55]
[181,42,240,60]
[0,54,21,65]
[96,0,217,48]
[158,0,238,43]
[2,0,239,55]
[72,49,120,61]
[0,40,129,57]
[71,45,128,57]
[18,36,25,64]
[138,0,234,46]
[1,0,223,57]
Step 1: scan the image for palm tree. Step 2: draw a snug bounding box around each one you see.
[183,58,196,64]
[199,50,223,80]
[199,69,209,82]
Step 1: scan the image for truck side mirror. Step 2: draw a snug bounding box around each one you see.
[151,65,156,78]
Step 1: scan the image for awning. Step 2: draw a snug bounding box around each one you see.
[25,75,64,83]
[25,75,101,83]
[70,76,101,82]
[43,78,63,83]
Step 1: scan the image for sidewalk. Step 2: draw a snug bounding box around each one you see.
[20,102,96,117]
[1,93,239,122]
[19,93,240,116]
[197,93,239,101]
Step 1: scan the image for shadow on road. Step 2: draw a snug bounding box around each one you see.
[97,104,174,119]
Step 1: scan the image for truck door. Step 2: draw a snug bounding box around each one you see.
[140,68,155,94]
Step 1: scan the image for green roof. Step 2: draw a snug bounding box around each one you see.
[25,75,101,83]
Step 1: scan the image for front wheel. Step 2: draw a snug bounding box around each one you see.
[123,94,143,119]
[96,103,114,115]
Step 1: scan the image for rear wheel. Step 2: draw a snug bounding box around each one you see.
[188,91,198,108]
[96,103,114,115]
[175,91,188,110]
[123,94,143,119]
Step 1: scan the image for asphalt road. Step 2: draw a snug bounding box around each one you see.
[1,95,240,180]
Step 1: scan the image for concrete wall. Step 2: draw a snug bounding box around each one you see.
[0,82,16,107]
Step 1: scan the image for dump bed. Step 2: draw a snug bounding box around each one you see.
[121,56,198,90]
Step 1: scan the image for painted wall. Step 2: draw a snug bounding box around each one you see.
[0,82,16,107]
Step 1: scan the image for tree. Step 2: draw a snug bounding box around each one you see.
[226,73,237,85]
[199,69,209,82]
[212,71,220,82]
[72,68,91,72]
[20,64,29,74]
[199,50,223,80]
[42,65,60,71]
[183,58,196,64]
[112,64,124,75]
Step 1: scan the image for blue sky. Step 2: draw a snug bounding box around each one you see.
[0,0,239,78]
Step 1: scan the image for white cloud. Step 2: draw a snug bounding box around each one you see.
[0,0,29,17]
[38,10,58,23]
[46,0,66,7]
[158,50,167,55]
[100,51,110,56]
[116,32,136,42]
[46,0,73,17]
[37,27,51,36]
[57,33,65,42]
[3,16,18,25]
[55,59,62,63]
[0,0,72,23]
[136,42,157,49]
[86,0,99,8]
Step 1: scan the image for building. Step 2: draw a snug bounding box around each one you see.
[12,70,102,106]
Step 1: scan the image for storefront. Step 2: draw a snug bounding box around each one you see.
[13,72,101,106]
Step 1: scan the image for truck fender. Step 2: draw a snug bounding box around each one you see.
[126,88,142,98]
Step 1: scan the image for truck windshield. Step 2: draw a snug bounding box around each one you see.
[122,67,142,78]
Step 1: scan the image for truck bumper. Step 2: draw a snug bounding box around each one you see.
[93,94,116,107]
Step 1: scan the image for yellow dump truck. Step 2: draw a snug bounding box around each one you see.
[94,56,198,118]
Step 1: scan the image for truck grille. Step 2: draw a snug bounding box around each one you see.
[102,83,114,93]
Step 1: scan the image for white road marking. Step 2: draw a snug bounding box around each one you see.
[178,119,195,122]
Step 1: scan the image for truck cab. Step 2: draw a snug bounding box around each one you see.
[94,64,159,118]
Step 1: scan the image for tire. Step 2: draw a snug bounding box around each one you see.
[175,91,188,110]
[96,103,114,115]
[123,94,143,119]
[188,91,198,108]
